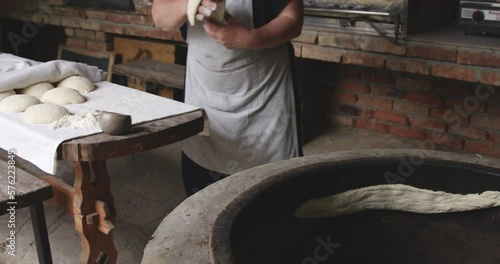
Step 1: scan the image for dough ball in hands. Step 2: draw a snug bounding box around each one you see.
[42,87,86,105]
[24,103,70,124]
[0,90,16,102]
[0,94,41,113]
[17,82,54,98]
[58,76,95,94]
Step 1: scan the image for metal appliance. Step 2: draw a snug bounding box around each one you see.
[459,1,500,35]
[304,0,456,42]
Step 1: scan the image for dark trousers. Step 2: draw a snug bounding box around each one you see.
[181,152,228,196]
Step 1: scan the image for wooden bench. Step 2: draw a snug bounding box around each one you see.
[113,59,186,100]
[0,155,53,264]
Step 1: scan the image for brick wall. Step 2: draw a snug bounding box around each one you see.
[325,65,500,158]
[1,1,499,158]
[0,0,183,53]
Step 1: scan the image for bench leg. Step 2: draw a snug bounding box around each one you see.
[30,203,53,264]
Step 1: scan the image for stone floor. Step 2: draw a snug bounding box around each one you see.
[0,127,436,264]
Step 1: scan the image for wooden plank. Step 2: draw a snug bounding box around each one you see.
[112,59,185,89]
[58,110,204,162]
[113,37,176,64]
[0,158,52,213]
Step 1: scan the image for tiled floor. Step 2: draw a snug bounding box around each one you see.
[0,127,421,264]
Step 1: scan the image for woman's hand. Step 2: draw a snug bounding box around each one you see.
[195,0,222,22]
[203,14,252,49]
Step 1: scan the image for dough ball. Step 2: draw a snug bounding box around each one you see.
[0,94,41,113]
[24,103,70,124]
[58,76,95,93]
[0,90,16,102]
[17,82,54,98]
[42,87,86,105]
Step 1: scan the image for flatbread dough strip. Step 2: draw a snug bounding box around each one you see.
[187,0,225,26]
[294,184,500,219]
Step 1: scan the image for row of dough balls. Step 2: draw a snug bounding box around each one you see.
[0,76,95,124]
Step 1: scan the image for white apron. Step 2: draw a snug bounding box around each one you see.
[182,0,300,175]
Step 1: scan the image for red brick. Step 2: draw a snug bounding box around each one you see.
[333,115,354,127]
[339,80,370,94]
[430,108,470,123]
[95,32,113,42]
[80,21,101,31]
[359,108,374,119]
[374,111,408,125]
[406,92,443,107]
[464,141,500,158]
[64,27,74,37]
[393,101,429,117]
[388,125,425,139]
[363,71,394,85]
[149,28,177,40]
[395,77,432,91]
[449,126,488,140]
[86,10,107,20]
[407,43,457,62]
[75,29,95,39]
[319,33,360,50]
[134,4,152,15]
[354,119,388,133]
[108,13,131,24]
[386,58,431,75]
[86,40,112,52]
[48,16,61,26]
[444,98,464,107]
[56,7,86,18]
[336,92,358,104]
[301,45,342,63]
[433,83,472,97]
[294,30,317,44]
[370,85,405,99]
[409,117,446,133]
[491,131,500,144]
[357,95,393,110]
[358,36,406,55]
[66,37,86,49]
[342,51,385,68]
[61,17,79,28]
[480,70,500,86]
[457,47,500,67]
[102,23,124,34]
[425,133,464,150]
[431,64,477,83]
[470,114,500,130]
[130,15,155,26]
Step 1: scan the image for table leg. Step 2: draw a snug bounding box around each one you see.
[30,203,53,264]
[73,161,117,264]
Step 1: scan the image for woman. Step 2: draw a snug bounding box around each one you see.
[152,0,304,195]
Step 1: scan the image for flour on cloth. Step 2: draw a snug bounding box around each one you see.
[0,53,105,92]
[49,111,99,129]
[294,184,500,219]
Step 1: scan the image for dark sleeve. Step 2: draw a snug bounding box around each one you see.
[252,0,290,28]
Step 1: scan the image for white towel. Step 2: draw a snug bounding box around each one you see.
[0,53,104,91]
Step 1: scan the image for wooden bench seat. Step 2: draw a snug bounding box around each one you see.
[0,155,53,264]
[112,59,186,90]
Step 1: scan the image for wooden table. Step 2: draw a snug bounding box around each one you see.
[14,110,204,264]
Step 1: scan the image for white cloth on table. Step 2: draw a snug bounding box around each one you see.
[0,53,104,92]
[0,54,200,174]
